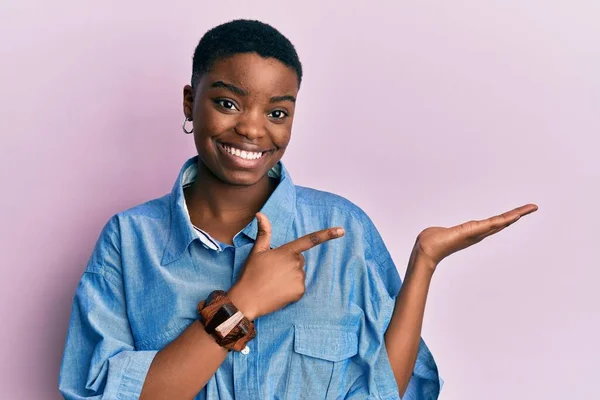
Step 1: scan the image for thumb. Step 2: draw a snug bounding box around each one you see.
[252,212,272,253]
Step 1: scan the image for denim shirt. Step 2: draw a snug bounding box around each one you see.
[59,156,441,400]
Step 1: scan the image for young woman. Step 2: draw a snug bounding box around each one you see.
[59,20,537,400]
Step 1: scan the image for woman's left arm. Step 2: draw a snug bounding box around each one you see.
[384,249,435,396]
[385,203,538,396]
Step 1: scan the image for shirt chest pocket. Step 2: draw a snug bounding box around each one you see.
[285,324,359,400]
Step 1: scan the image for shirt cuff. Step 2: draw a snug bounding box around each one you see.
[106,350,158,400]
[401,339,443,400]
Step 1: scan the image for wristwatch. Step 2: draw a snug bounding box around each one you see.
[197,290,256,352]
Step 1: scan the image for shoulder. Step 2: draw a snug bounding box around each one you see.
[293,185,383,248]
[294,184,392,248]
[294,185,401,297]
[116,194,171,224]
[94,194,172,242]
[294,185,371,221]
[86,194,171,273]
[100,194,172,239]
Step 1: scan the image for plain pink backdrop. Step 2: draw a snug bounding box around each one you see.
[1,1,598,399]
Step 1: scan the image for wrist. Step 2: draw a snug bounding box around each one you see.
[408,252,437,278]
[197,290,256,352]
[228,285,259,321]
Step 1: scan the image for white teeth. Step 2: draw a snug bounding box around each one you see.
[223,144,263,160]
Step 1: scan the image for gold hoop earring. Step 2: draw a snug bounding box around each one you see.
[182,117,194,134]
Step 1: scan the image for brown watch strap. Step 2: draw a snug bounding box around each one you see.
[197,290,256,352]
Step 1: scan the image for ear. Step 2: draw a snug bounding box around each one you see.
[183,85,194,120]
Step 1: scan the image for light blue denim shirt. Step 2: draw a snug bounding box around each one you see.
[59,156,441,400]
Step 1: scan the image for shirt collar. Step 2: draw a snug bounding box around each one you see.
[161,156,296,265]
[238,160,296,249]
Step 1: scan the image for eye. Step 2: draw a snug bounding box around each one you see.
[215,99,238,111]
[268,110,288,120]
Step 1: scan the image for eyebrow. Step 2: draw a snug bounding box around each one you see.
[210,81,248,96]
[210,80,296,104]
[269,95,296,104]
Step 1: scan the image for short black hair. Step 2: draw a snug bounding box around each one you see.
[191,19,302,89]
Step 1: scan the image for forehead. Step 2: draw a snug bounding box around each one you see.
[202,53,299,96]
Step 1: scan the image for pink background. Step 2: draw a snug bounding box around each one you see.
[1,1,598,399]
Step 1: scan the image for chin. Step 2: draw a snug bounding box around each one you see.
[219,169,267,186]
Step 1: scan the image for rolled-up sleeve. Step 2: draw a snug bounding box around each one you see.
[59,218,157,399]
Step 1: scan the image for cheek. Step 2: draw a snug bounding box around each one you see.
[269,115,294,146]
[274,133,291,150]
[272,123,293,149]
[195,102,235,136]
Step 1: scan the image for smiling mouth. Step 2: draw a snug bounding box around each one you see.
[218,142,270,161]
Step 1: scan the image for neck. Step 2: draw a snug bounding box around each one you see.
[184,160,277,227]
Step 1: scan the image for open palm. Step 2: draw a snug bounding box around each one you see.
[415,204,538,267]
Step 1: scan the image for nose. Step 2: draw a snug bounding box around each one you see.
[234,110,266,140]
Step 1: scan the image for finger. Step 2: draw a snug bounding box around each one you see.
[477,206,532,240]
[285,227,345,254]
[477,223,510,240]
[462,203,538,237]
[519,203,539,217]
[252,212,272,253]
[497,204,538,221]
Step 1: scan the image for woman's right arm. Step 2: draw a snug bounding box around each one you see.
[59,213,340,399]
[58,216,237,400]
[59,268,260,400]
[58,266,239,400]
[139,289,256,400]
[139,321,228,399]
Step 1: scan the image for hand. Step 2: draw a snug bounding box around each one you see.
[228,212,345,320]
[413,203,539,271]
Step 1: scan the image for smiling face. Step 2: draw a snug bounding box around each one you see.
[183,52,299,186]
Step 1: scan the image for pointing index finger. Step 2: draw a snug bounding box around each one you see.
[285,227,345,253]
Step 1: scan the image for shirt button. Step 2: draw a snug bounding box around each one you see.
[241,346,250,355]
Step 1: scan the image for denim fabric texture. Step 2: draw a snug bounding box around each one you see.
[59,156,442,399]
